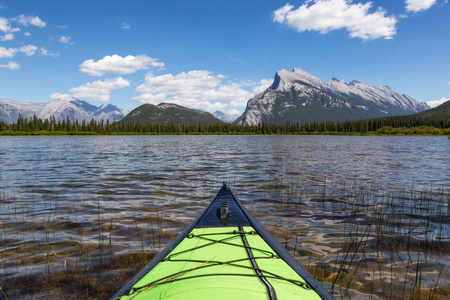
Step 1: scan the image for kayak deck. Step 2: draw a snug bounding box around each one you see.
[120,226,319,299]
[113,184,333,299]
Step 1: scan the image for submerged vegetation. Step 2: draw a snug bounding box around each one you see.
[0,177,448,299]
[255,178,449,299]
[0,114,449,136]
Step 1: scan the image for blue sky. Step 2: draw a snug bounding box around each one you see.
[0,0,448,114]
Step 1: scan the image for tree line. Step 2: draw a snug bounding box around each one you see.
[0,114,448,135]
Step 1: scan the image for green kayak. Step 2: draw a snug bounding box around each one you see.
[112,184,333,299]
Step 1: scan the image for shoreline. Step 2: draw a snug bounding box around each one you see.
[1,131,449,137]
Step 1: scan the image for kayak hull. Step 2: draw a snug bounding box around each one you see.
[112,184,333,299]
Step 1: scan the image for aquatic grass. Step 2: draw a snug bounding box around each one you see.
[0,176,448,299]
[252,176,449,299]
[0,182,168,298]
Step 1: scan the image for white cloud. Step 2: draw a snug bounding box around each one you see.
[40,47,58,57]
[0,15,53,69]
[405,0,437,12]
[0,17,11,32]
[136,70,234,100]
[134,70,270,112]
[69,77,131,102]
[18,44,38,56]
[227,108,242,116]
[50,93,73,100]
[0,61,20,70]
[273,0,397,40]
[0,44,40,58]
[252,78,272,94]
[0,16,19,34]
[0,46,16,58]
[16,15,46,27]
[79,54,164,76]
[1,15,46,41]
[122,22,130,29]
[1,33,13,41]
[59,35,73,44]
[426,97,449,108]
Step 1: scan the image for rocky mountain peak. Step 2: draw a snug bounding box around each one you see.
[271,68,324,92]
[213,110,239,123]
[235,67,430,126]
[270,69,288,90]
[0,98,127,124]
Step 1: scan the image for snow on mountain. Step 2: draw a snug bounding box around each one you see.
[0,98,45,124]
[328,79,426,111]
[213,111,239,123]
[271,68,326,92]
[0,97,128,124]
[236,68,430,125]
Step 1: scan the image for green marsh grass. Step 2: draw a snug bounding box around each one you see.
[0,178,448,299]
[241,177,449,299]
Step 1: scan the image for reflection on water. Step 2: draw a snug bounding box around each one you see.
[0,136,449,299]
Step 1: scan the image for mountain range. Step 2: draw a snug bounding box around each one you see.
[1,68,442,126]
[213,111,240,123]
[235,68,430,125]
[0,97,128,124]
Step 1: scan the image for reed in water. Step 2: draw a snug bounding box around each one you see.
[0,177,448,299]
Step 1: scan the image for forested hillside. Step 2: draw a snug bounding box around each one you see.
[1,110,448,136]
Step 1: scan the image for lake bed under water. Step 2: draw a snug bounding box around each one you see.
[0,135,449,299]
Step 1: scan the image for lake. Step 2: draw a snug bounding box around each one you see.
[0,135,449,299]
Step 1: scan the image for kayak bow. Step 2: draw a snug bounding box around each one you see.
[112,184,333,299]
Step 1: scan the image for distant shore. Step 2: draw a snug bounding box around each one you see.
[1,127,449,137]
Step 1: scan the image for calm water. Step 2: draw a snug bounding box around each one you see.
[0,135,449,299]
